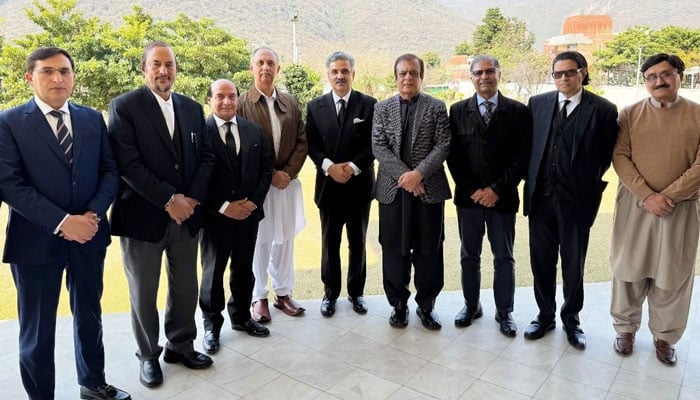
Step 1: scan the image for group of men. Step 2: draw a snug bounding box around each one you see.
[0,40,698,400]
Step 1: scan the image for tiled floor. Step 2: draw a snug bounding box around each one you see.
[1,279,699,399]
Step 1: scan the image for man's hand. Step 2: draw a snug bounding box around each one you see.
[471,187,499,208]
[223,198,257,220]
[166,193,195,225]
[271,170,292,189]
[398,170,425,196]
[60,214,99,243]
[643,193,675,218]
[328,162,352,184]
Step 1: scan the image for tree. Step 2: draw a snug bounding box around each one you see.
[422,51,441,69]
[454,40,474,56]
[282,63,322,117]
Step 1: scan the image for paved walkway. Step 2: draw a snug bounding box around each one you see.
[1,280,699,399]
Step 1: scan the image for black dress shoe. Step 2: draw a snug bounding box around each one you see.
[233,319,270,337]
[389,304,408,327]
[163,348,213,369]
[348,296,368,314]
[455,303,483,327]
[495,311,517,337]
[202,330,220,354]
[320,297,336,317]
[564,325,586,350]
[523,318,555,340]
[139,359,163,388]
[80,384,131,400]
[417,307,442,330]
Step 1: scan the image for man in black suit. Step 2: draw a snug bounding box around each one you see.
[306,51,377,317]
[109,41,215,388]
[0,47,129,400]
[523,51,618,349]
[199,79,273,353]
[447,55,531,337]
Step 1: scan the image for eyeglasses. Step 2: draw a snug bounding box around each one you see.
[472,68,498,77]
[552,68,582,79]
[643,71,678,82]
[36,67,73,76]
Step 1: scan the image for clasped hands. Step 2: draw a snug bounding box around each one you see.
[643,193,674,218]
[328,162,355,184]
[471,187,499,208]
[60,211,100,243]
[166,193,199,225]
[398,170,425,196]
[223,198,257,220]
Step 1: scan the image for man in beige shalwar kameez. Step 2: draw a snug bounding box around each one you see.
[611,53,700,365]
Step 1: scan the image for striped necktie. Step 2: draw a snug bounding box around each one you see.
[49,110,73,163]
[483,101,494,125]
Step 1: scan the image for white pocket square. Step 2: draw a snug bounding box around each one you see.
[353,118,365,124]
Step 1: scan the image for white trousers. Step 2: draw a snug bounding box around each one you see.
[252,238,296,300]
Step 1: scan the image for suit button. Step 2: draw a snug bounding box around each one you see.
[72,182,77,187]
[174,164,179,170]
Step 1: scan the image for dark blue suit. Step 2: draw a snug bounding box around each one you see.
[0,99,119,398]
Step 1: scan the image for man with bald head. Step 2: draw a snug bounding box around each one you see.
[199,79,273,353]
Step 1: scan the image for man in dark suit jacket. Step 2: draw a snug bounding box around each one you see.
[447,55,531,337]
[307,51,377,317]
[523,51,618,349]
[108,41,215,388]
[372,54,451,330]
[199,79,273,354]
[0,47,129,400]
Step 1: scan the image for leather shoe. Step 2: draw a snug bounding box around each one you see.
[455,303,483,327]
[274,295,306,316]
[233,319,270,337]
[202,330,220,354]
[389,303,408,327]
[417,307,442,330]
[613,332,634,356]
[348,296,368,314]
[495,311,517,337]
[523,318,555,340]
[320,297,336,317]
[139,359,162,388]
[564,325,586,350]
[80,384,131,400]
[251,299,271,323]
[654,338,677,365]
[163,348,213,369]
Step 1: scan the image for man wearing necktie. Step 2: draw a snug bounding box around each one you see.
[523,51,618,349]
[372,54,451,330]
[0,47,129,399]
[447,55,531,337]
[306,51,377,317]
[198,79,273,354]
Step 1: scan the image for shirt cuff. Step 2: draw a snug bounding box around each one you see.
[322,158,333,176]
[348,162,361,176]
[54,214,70,235]
[218,201,230,214]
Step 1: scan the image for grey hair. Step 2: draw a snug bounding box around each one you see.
[251,46,280,64]
[325,51,355,69]
[470,54,500,72]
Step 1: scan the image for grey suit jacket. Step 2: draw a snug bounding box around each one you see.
[372,92,451,204]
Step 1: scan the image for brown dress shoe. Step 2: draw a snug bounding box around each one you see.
[274,295,305,316]
[654,338,677,365]
[251,299,271,323]
[613,332,634,355]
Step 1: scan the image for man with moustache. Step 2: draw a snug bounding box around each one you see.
[306,51,376,317]
[447,55,531,336]
[238,47,308,322]
[372,53,451,330]
[523,51,618,349]
[0,47,128,399]
[199,79,273,354]
[610,54,700,365]
[109,41,215,387]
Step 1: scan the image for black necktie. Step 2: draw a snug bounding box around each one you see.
[224,121,237,157]
[337,99,346,125]
[483,101,494,125]
[49,110,73,163]
[560,99,571,121]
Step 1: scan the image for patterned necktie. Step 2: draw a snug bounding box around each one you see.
[483,101,494,125]
[337,99,346,126]
[224,121,237,157]
[560,99,571,121]
[49,110,73,163]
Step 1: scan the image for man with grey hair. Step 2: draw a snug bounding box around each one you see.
[447,54,531,336]
[237,46,308,322]
[306,51,377,316]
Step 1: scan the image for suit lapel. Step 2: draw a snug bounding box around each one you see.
[207,116,233,170]
[411,94,427,148]
[238,120,251,177]
[571,90,594,161]
[466,94,486,131]
[142,87,178,158]
[387,96,403,153]
[24,101,72,167]
[68,103,83,166]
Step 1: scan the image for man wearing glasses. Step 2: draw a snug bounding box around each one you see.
[447,55,531,336]
[523,51,618,350]
[610,54,700,365]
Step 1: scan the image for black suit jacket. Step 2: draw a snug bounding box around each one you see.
[524,89,618,228]
[306,90,377,209]
[447,92,531,213]
[108,86,215,242]
[203,115,273,224]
